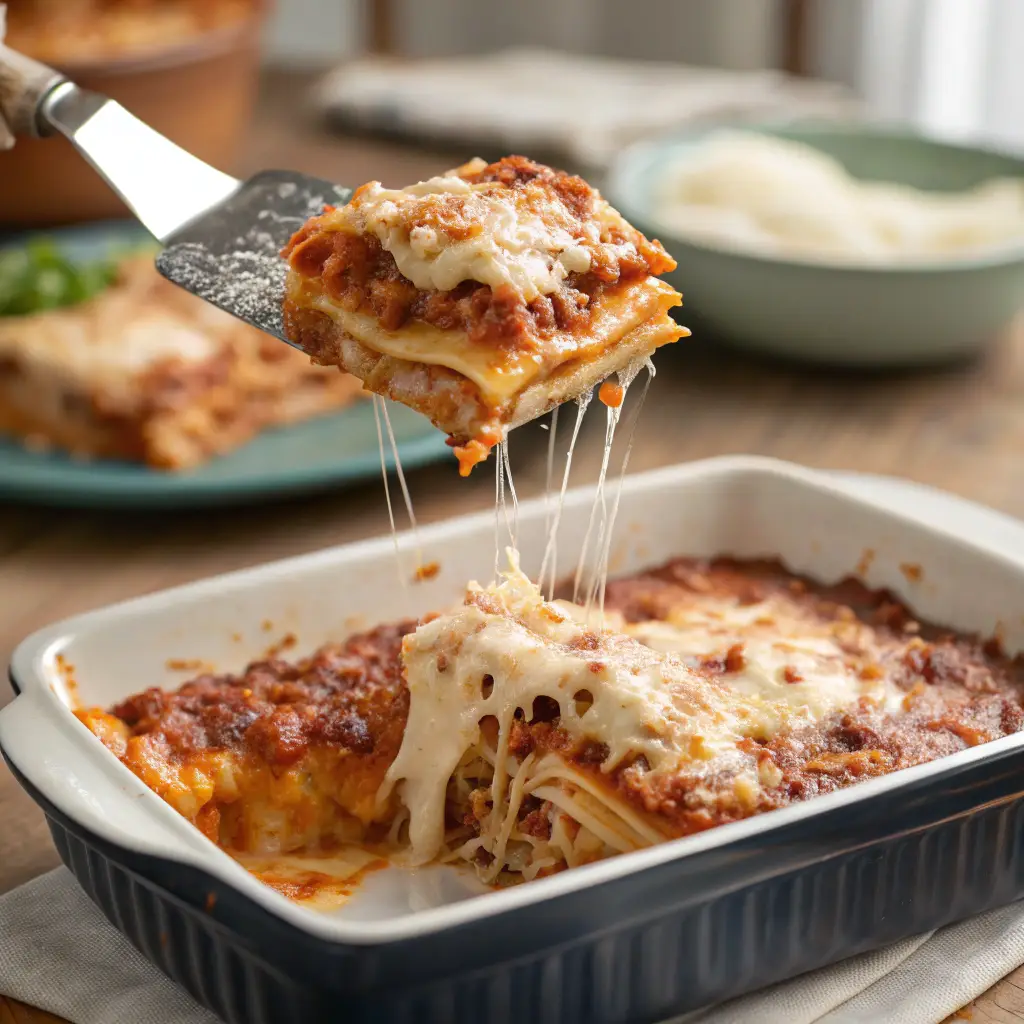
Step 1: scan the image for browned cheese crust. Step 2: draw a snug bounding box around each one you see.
[77,622,414,851]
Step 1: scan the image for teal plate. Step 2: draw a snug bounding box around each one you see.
[0,222,450,508]
[0,407,450,509]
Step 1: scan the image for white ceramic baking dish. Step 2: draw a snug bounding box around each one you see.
[6,455,1024,1024]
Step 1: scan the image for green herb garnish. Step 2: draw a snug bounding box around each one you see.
[0,240,120,317]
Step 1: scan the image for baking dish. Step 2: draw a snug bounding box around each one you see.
[6,455,1024,1023]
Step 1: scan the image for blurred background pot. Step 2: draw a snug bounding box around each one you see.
[0,4,265,228]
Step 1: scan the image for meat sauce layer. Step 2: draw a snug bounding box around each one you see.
[106,621,414,768]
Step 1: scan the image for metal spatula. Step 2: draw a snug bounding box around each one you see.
[0,42,347,344]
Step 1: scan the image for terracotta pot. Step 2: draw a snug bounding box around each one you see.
[0,16,264,229]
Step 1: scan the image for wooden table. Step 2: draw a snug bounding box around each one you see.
[4,70,1024,1023]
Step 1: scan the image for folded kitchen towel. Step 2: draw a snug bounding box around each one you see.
[2,867,1023,1023]
[313,47,860,172]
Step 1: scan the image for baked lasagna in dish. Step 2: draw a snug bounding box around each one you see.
[281,156,689,474]
[0,256,363,469]
[77,556,1024,893]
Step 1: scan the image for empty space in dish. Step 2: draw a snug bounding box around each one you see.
[6,454,1024,942]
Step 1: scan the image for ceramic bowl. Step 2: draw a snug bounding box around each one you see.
[0,12,264,228]
[606,121,1024,366]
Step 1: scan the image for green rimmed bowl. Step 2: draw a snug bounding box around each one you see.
[606,121,1024,366]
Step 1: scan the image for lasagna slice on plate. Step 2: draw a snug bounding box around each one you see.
[281,156,688,474]
[0,256,363,469]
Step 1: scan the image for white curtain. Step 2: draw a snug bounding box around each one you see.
[392,0,782,69]
[263,0,362,65]
[815,0,1024,151]
[263,0,782,68]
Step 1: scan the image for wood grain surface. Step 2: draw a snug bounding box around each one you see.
[4,70,1024,1024]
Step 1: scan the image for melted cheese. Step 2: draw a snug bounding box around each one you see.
[303,277,680,405]
[384,555,900,865]
[626,621,905,718]
[310,298,538,403]
[323,173,599,302]
[604,593,906,718]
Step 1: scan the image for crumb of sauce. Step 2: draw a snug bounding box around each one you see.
[166,658,211,672]
[452,437,492,477]
[244,857,388,909]
[54,653,79,706]
[855,548,875,577]
[724,643,745,673]
[414,560,441,582]
[264,633,298,658]
[257,860,387,903]
[204,892,217,912]
[598,380,624,408]
[261,619,274,633]
[231,632,243,643]
[900,562,923,583]
[260,871,338,901]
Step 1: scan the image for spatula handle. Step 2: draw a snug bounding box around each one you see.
[0,36,239,242]
[0,43,65,147]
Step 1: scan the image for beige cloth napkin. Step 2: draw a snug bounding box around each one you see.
[313,47,859,171]
[0,867,1019,1024]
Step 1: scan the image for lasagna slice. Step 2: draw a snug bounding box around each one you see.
[0,256,364,469]
[281,155,688,474]
[76,621,414,853]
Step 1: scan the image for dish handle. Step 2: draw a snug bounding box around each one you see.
[0,689,218,867]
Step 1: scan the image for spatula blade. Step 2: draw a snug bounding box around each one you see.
[155,169,351,345]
